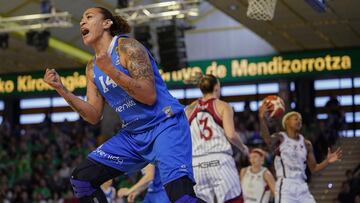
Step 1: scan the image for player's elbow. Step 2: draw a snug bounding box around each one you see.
[263,137,271,146]
[147,173,155,181]
[309,166,317,174]
[86,114,102,125]
[86,118,100,125]
[228,134,235,142]
[227,132,238,143]
[259,132,271,145]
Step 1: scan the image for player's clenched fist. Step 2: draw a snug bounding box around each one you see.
[95,52,112,72]
[43,68,64,90]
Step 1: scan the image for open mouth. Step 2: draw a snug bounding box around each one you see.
[81,28,90,37]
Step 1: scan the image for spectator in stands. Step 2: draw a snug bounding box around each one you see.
[325,96,345,145]
[238,101,257,132]
[313,120,329,162]
[337,181,354,203]
[355,194,360,203]
[0,117,100,202]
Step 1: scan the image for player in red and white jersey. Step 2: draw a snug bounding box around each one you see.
[240,148,275,203]
[185,74,248,203]
[259,102,343,203]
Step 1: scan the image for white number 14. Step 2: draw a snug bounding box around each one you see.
[99,76,117,93]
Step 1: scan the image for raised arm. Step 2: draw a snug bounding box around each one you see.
[221,102,248,155]
[305,140,342,173]
[95,38,156,105]
[43,61,104,125]
[258,101,273,146]
[258,101,282,147]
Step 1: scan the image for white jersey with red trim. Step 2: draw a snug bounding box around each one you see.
[242,166,270,203]
[188,98,233,157]
[274,132,307,180]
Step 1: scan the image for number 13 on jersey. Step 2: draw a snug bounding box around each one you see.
[199,117,213,141]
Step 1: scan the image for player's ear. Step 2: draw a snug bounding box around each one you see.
[103,19,113,29]
[215,83,220,91]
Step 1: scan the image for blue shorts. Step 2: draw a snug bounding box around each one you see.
[88,111,194,185]
[143,190,170,203]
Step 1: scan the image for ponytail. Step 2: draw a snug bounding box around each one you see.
[95,7,132,36]
[112,15,132,35]
[198,74,218,94]
[183,71,203,85]
[183,72,219,94]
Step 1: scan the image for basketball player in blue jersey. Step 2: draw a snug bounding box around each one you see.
[117,164,170,203]
[43,6,204,203]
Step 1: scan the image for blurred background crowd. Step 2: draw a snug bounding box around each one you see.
[1,97,358,203]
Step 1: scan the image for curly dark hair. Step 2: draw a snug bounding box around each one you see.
[95,7,132,36]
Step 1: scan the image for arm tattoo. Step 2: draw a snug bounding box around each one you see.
[61,86,69,93]
[86,59,95,84]
[95,89,101,97]
[119,38,155,87]
[85,59,102,98]
[123,80,140,95]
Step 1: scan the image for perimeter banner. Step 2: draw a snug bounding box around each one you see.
[0,48,359,96]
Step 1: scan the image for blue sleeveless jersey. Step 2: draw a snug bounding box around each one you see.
[93,35,183,134]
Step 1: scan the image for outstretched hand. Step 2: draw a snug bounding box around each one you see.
[327,147,342,163]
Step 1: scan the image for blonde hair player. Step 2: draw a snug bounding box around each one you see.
[240,148,275,203]
[259,102,342,203]
[185,74,249,203]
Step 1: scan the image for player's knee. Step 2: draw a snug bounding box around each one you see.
[70,159,101,184]
[164,176,206,203]
[70,164,98,198]
[70,176,97,198]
